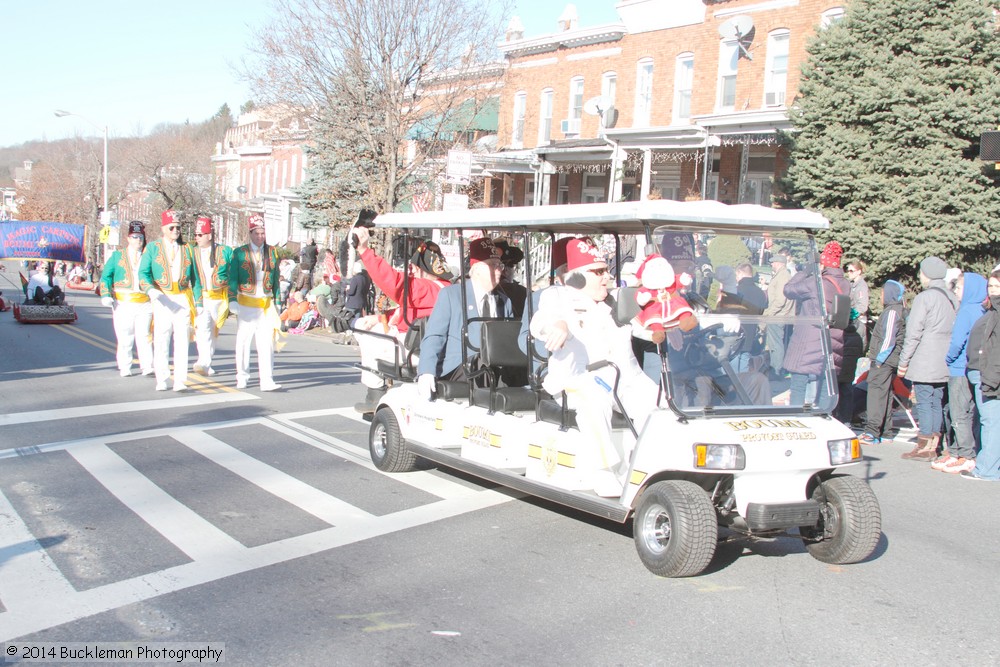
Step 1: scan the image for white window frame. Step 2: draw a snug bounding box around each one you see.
[582,172,609,203]
[764,30,790,107]
[601,71,617,108]
[634,58,654,127]
[716,40,739,112]
[524,177,536,207]
[673,53,694,122]
[820,7,846,28]
[538,89,554,144]
[512,91,527,148]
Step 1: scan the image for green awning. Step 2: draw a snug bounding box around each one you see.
[407,97,499,140]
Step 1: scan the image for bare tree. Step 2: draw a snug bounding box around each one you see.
[242,0,510,224]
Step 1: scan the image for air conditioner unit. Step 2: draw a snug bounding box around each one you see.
[560,118,581,135]
[765,91,785,107]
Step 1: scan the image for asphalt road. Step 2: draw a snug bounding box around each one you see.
[0,268,997,666]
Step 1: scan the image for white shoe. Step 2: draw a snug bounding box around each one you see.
[193,364,207,376]
[120,369,132,377]
[206,367,216,376]
[236,379,247,390]
[173,384,187,392]
[592,471,624,497]
[141,368,154,376]
[155,382,168,391]
[260,382,282,392]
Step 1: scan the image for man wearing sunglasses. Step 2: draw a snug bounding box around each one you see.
[139,210,202,391]
[191,216,233,377]
[100,220,153,377]
[529,238,657,497]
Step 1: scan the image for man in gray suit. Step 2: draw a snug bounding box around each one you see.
[417,238,511,399]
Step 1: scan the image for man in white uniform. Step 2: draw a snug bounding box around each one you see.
[529,238,658,496]
[191,216,232,377]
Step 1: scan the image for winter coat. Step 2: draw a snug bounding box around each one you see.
[968,304,1000,398]
[821,267,850,375]
[782,270,825,375]
[345,270,372,315]
[898,279,958,383]
[868,281,906,368]
[945,272,987,376]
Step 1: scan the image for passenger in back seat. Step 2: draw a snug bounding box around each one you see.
[530,238,658,497]
[352,226,453,414]
[417,238,512,398]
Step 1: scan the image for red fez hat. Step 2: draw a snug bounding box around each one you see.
[195,216,213,235]
[248,213,265,231]
[467,238,502,265]
[551,237,574,272]
[565,237,605,273]
[161,210,179,227]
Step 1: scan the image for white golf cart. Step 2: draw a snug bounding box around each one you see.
[355,201,881,577]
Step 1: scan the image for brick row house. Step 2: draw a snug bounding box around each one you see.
[211,107,313,248]
[483,0,845,208]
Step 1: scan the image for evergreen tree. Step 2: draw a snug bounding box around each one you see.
[783,0,1000,284]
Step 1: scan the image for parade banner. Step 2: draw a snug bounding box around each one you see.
[0,221,87,262]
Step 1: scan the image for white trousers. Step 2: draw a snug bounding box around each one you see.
[152,294,192,388]
[563,369,658,477]
[235,305,275,385]
[194,296,225,370]
[112,300,153,374]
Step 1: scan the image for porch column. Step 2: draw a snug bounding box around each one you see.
[640,148,652,201]
[608,141,624,203]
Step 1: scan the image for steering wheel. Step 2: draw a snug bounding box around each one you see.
[683,322,745,367]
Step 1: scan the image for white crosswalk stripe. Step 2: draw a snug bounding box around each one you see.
[0,409,513,641]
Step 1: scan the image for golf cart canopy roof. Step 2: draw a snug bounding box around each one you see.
[374,201,829,236]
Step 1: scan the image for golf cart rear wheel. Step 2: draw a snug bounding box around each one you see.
[369,408,417,473]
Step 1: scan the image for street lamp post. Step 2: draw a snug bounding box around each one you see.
[55,110,108,261]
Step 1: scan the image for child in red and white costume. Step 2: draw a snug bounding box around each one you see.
[634,253,698,344]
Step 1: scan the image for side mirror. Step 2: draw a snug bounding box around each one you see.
[828,293,851,330]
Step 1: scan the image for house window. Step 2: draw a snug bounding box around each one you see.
[764,31,790,107]
[557,173,569,204]
[674,53,694,122]
[565,77,584,135]
[634,58,654,127]
[821,7,846,28]
[601,72,617,107]
[538,89,554,144]
[583,172,609,203]
[512,91,527,148]
[524,177,536,206]
[717,40,738,111]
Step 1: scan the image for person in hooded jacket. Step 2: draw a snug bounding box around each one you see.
[783,241,848,407]
[859,280,907,445]
[898,256,959,461]
[961,268,1000,480]
[933,271,987,473]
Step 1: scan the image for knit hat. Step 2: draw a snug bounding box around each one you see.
[410,240,453,281]
[770,253,786,265]
[248,213,265,231]
[883,279,905,306]
[161,210,179,227]
[919,256,947,280]
[195,216,213,235]
[565,237,605,273]
[820,241,843,268]
[715,265,737,293]
[468,238,502,265]
[127,221,145,236]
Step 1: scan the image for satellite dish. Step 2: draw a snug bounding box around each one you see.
[583,95,614,117]
[237,185,248,194]
[718,15,755,60]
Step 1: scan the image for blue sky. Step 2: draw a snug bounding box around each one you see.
[4,1,620,149]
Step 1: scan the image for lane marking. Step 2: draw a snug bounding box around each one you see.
[0,392,258,428]
[68,442,246,561]
[173,429,376,525]
[0,477,513,641]
[0,488,78,611]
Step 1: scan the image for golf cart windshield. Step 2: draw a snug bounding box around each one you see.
[648,225,838,417]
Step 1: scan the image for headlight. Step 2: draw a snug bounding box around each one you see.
[828,438,862,465]
[693,443,746,470]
